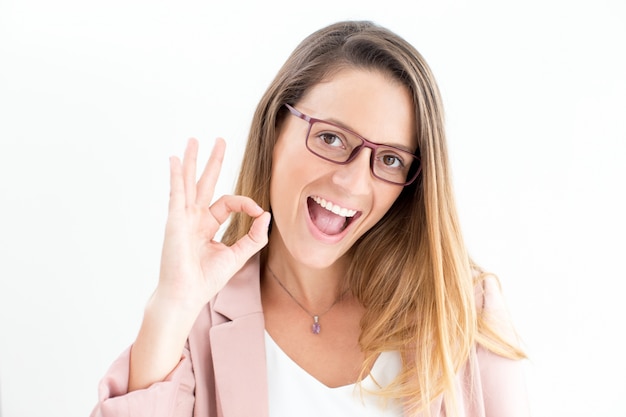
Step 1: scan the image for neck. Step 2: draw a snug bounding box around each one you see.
[263,240,350,313]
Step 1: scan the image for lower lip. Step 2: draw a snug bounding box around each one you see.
[304,199,358,244]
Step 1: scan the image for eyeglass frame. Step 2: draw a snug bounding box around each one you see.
[283,103,421,186]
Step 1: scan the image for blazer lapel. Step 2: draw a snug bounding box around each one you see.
[209,254,269,417]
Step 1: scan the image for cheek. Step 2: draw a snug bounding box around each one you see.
[372,187,403,219]
[269,135,313,208]
[272,132,324,186]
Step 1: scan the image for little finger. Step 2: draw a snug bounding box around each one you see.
[168,156,185,212]
[182,138,199,207]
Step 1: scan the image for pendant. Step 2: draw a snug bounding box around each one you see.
[312,315,321,334]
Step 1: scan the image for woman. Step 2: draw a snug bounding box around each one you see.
[91,21,529,416]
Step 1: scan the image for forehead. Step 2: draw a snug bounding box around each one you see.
[295,68,417,150]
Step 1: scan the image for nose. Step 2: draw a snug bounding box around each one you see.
[331,147,373,194]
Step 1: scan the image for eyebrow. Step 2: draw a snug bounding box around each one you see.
[323,115,417,154]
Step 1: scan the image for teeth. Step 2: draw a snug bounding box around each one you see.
[312,196,357,217]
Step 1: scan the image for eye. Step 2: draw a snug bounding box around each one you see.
[378,153,405,168]
[316,132,346,148]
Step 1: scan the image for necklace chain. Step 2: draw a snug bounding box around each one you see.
[267,265,347,334]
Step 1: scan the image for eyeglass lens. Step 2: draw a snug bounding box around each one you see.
[306,120,418,185]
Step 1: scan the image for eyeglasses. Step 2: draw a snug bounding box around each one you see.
[284,104,421,186]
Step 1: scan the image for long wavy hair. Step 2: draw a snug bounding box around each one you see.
[222,20,525,415]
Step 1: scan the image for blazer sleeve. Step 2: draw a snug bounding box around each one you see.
[89,345,195,417]
[476,276,531,417]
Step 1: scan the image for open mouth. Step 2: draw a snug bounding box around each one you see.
[307,196,361,236]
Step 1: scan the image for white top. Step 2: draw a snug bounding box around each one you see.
[265,331,404,417]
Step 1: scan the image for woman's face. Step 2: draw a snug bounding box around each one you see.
[269,67,417,269]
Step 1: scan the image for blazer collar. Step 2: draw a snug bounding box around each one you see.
[207,254,445,417]
[209,254,270,417]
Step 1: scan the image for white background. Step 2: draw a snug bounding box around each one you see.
[1,0,625,416]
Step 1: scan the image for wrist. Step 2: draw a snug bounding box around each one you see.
[145,288,205,330]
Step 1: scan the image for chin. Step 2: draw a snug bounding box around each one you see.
[288,242,352,270]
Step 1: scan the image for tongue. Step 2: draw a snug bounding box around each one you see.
[308,199,347,235]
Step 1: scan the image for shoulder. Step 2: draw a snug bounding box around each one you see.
[473,271,503,312]
[471,267,528,364]
[470,272,531,416]
[474,271,510,324]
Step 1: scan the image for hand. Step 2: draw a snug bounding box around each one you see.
[155,137,270,312]
[129,137,269,392]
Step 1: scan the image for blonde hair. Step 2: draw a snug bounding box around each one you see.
[222,21,525,415]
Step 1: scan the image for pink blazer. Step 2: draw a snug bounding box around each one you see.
[90,254,529,417]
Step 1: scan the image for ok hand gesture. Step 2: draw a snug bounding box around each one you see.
[129,138,270,392]
[156,137,271,311]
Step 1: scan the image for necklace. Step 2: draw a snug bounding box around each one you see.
[267,265,347,335]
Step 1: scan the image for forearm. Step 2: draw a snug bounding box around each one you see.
[128,293,203,392]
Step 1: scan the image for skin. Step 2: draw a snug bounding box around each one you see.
[128,139,271,391]
[263,68,417,387]
[127,67,416,391]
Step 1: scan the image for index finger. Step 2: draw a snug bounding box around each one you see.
[196,137,226,207]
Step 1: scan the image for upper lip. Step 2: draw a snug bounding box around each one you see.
[310,195,359,217]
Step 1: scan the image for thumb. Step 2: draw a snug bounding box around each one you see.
[229,212,271,265]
